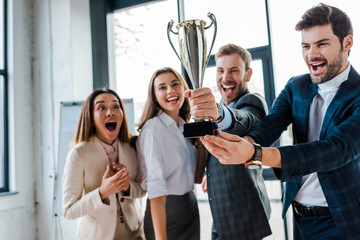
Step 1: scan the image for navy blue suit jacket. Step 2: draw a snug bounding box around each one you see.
[249,66,360,239]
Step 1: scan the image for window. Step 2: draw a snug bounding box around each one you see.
[112,0,275,131]
[183,0,269,50]
[112,0,179,131]
[0,0,8,193]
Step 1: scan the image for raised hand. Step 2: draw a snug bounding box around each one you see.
[184,88,219,120]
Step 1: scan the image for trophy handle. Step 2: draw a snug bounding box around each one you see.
[167,20,181,61]
[204,12,217,66]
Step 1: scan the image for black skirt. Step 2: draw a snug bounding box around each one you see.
[144,191,200,240]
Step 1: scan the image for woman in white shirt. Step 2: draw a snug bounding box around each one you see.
[136,67,200,240]
[62,88,145,240]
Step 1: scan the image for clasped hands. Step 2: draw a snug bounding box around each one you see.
[99,163,130,201]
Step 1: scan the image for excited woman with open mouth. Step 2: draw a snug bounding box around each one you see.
[62,88,145,240]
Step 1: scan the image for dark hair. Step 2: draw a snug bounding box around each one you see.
[74,88,131,144]
[137,67,190,131]
[295,3,353,46]
[215,43,252,71]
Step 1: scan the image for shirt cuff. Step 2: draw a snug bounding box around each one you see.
[216,106,232,130]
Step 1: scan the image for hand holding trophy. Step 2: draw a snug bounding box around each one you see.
[167,12,217,138]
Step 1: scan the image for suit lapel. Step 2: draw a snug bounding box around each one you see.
[319,89,344,140]
[92,136,111,167]
[320,67,358,139]
[117,140,125,164]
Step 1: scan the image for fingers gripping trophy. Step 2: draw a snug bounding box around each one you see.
[167,12,217,138]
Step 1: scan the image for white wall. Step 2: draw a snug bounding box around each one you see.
[0,1,36,239]
[0,0,93,239]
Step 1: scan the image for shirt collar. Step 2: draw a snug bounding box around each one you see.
[318,63,351,95]
[158,110,185,129]
[228,101,236,108]
[99,138,118,155]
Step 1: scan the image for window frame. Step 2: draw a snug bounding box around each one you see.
[106,0,278,179]
[95,0,276,106]
[0,0,8,193]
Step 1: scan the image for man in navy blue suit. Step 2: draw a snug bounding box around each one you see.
[199,3,360,240]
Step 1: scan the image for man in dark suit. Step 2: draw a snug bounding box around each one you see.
[200,3,360,240]
[185,43,272,239]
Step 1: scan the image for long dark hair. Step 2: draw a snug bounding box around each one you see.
[74,88,131,144]
[137,67,190,131]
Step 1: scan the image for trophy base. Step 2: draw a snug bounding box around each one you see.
[183,121,218,138]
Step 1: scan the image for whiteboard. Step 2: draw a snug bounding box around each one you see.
[52,99,134,238]
[54,101,83,218]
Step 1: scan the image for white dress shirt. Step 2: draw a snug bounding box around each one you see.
[294,64,351,206]
[136,111,197,199]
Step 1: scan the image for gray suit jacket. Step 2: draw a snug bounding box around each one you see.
[206,90,272,240]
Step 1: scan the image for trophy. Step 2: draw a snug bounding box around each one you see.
[167,12,217,138]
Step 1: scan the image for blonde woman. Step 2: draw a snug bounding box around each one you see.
[137,67,200,240]
[62,88,145,240]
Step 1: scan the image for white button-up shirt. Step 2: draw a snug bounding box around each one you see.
[294,64,351,206]
[136,111,197,199]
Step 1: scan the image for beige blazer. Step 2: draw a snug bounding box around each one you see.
[62,136,145,240]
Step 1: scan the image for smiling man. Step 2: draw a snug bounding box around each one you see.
[200,3,360,240]
[185,44,271,240]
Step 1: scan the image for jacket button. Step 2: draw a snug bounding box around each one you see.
[120,198,125,202]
